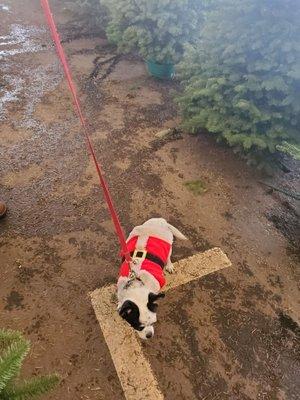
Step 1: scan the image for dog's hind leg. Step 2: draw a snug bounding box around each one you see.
[167,222,187,241]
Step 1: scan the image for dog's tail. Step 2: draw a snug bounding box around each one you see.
[167,223,188,240]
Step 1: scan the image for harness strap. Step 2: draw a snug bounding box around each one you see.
[40,0,131,265]
[122,251,165,270]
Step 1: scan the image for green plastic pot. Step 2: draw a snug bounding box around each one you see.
[146,60,174,79]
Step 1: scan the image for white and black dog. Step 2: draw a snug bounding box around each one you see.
[117,218,187,339]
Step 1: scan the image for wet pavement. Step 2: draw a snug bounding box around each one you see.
[0,1,299,399]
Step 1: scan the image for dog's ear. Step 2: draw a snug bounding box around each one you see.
[119,300,134,318]
[118,300,141,330]
[148,292,165,302]
[147,292,165,312]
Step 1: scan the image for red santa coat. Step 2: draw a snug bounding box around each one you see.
[119,236,171,288]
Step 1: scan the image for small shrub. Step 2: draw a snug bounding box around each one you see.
[0,329,59,399]
[177,0,300,167]
[101,0,203,63]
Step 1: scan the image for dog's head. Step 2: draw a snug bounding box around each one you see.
[118,289,165,339]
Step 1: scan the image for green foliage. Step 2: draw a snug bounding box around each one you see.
[276,142,300,161]
[177,0,300,166]
[0,329,59,400]
[184,180,207,195]
[101,0,203,63]
[2,376,60,400]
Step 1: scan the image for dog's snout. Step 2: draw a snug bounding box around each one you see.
[139,325,154,340]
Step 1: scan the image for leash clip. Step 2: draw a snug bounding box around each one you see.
[129,269,137,280]
[127,250,147,281]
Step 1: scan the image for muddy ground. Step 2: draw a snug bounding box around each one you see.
[0,1,299,399]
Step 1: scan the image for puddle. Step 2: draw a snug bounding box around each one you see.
[0,62,62,123]
[0,74,24,117]
[0,4,10,12]
[0,23,61,122]
[20,63,62,128]
[0,124,31,145]
[0,24,45,59]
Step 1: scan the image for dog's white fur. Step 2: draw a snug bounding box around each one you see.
[117,218,187,339]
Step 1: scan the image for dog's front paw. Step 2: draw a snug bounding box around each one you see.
[166,263,175,274]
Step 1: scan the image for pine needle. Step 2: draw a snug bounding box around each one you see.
[0,340,30,392]
[0,329,59,399]
[0,330,24,352]
[2,374,60,400]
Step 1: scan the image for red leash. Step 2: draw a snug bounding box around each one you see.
[40,0,131,264]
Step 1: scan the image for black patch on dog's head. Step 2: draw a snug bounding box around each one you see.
[119,300,144,331]
[147,292,165,313]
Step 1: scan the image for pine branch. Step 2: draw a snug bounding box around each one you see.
[277,142,300,161]
[2,374,60,400]
[176,0,300,168]
[0,330,24,352]
[0,340,30,392]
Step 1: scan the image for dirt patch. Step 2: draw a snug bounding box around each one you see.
[64,37,106,52]
[99,103,125,130]
[0,123,32,145]
[114,158,131,171]
[71,53,98,75]
[101,60,163,107]
[266,203,300,258]
[109,59,146,81]
[34,81,74,125]
[1,164,43,188]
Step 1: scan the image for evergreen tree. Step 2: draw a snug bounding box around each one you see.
[177,0,300,167]
[0,329,59,400]
[101,0,203,63]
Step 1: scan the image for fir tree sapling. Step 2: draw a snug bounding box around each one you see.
[0,329,59,400]
[177,0,300,167]
[101,0,203,64]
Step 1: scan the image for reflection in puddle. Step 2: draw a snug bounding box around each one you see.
[21,64,62,129]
